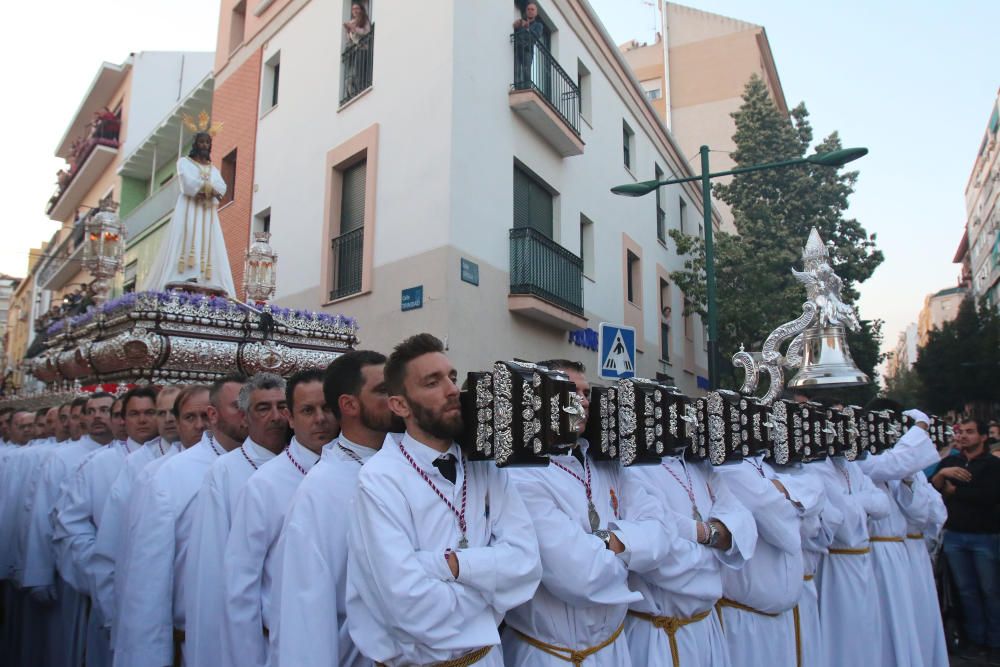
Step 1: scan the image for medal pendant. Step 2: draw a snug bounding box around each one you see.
[588,501,600,532]
[458,536,468,549]
[692,507,703,522]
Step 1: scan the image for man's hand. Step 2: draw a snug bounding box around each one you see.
[709,520,733,551]
[934,467,971,485]
[942,481,957,497]
[446,551,459,579]
[608,532,626,555]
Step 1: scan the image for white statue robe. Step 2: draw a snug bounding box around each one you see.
[502,440,675,667]
[222,437,322,667]
[624,457,758,667]
[712,455,805,667]
[140,156,236,296]
[269,436,379,667]
[185,439,276,667]
[112,433,223,667]
[773,462,844,667]
[346,433,542,667]
[23,437,102,667]
[898,474,948,667]
[814,458,891,667]
[92,437,170,639]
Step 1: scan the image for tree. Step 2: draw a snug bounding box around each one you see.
[669,74,884,395]
[883,363,925,408]
[915,297,1000,416]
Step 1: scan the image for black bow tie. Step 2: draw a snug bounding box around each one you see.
[433,454,457,484]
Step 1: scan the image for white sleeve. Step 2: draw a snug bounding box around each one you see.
[52,463,98,596]
[222,482,270,667]
[857,428,940,481]
[92,466,132,628]
[184,473,230,667]
[22,457,64,588]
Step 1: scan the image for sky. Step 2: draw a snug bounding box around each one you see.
[5,0,999,362]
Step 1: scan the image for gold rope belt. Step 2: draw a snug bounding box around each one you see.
[172,629,185,667]
[628,608,713,667]
[792,605,803,667]
[907,533,924,540]
[514,622,623,666]
[803,574,815,581]
[375,645,491,667]
[828,547,870,555]
[869,536,905,543]
[715,598,779,618]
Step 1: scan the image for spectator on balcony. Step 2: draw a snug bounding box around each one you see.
[513,2,544,88]
[343,2,371,45]
[343,3,372,100]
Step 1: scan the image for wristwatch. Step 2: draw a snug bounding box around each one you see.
[706,521,722,548]
[593,529,613,549]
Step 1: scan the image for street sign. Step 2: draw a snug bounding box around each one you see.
[401,285,423,311]
[598,323,636,380]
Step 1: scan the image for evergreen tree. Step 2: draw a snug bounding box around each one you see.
[669,74,884,397]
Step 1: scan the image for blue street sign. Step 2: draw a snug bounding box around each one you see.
[598,323,636,380]
[401,285,423,311]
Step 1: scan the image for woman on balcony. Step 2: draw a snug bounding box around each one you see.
[343,2,372,100]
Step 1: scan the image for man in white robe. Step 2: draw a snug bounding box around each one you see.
[92,386,169,638]
[22,395,109,667]
[500,360,678,666]
[185,373,286,667]
[270,351,396,667]
[625,452,758,667]
[347,334,542,667]
[222,369,337,667]
[814,456,891,666]
[712,451,808,667]
[140,131,236,296]
[113,381,241,667]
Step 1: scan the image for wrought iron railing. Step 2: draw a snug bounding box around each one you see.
[511,31,581,135]
[509,227,583,315]
[341,28,374,105]
[37,218,88,289]
[329,227,364,300]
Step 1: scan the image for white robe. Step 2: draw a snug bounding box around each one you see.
[898,474,948,667]
[92,437,168,636]
[624,457,757,667]
[857,425,940,482]
[712,455,804,667]
[222,437,322,667]
[113,433,224,667]
[269,436,379,667]
[814,458,891,667]
[185,439,276,667]
[140,156,236,296]
[502,440,675,667]
[346,433,541,667]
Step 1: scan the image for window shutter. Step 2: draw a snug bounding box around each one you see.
[513,166,553,237]
[340,161,366,234]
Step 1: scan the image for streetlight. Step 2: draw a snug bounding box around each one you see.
[611,145,868,390]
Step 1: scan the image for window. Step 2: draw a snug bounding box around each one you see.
[220,149,237,206]
[262,51,281,113]
[513,165,553,238]
[679,197,688,235]
[123,261,138,294]
[683,299,693,341]
[580,214,595,279]
[659,278,671,362]
[641,80,662,101]
[655,164,665,242]
[623,121,635,171]
[228,0,246,54]
[330,160,366,300]
[626,251,640,304]
[253,208,271,234]
[645,88,662,101]
[577,60,592,122]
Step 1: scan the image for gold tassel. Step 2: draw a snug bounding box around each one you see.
[178,208,188,273]
[205,206,213,281]
[188,204,197,269]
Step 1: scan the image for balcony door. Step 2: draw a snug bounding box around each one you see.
[513,165,552,238]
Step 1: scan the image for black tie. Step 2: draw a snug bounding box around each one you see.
[572,446,585,467]
[433,454,457,484]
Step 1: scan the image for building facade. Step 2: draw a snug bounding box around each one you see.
[620,1,788,232]
[884,321,918,382]
[211,0,715,394]
[963,88,1000,308]
[917,286,968,347]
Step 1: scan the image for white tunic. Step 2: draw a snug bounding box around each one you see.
[814,458,891,666]
[857,425,940,482]
[712,455,805,667]
[502,440,676,667]
[222,437,321,667]
[92,437,168,633]
[346,433,541,667]
[624,457,757,667]
[185,439,276,667]
[10,439,59,584]
[113,433,224,667]
[269,437,378,667]
[0,443,47,579]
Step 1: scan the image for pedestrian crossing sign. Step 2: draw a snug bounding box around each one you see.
[598,323,636,380]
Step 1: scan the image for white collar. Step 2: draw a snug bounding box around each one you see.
[288,437,321,470]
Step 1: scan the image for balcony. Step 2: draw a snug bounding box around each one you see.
[509,31,583,157]
[37,220,88,291]
[508,227,586,330]
[329,226,364,300]
[47,115,121,221]
[340,28,374,106]
[122,178,180,241]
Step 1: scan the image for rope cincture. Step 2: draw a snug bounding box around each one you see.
[514,622,624,666]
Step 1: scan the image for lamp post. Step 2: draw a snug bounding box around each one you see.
[611,145,868,390]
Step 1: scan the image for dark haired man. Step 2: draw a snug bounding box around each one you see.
[112,378,243,667]
[186,373,287,667]
[502,359,678,666]
[932,418,1000,656]
[271,351,396,667]
[70,397,90,443]
[222,369,337,667]
[0,407,13,448]
[346,334,541,666]
[110,397,127,443]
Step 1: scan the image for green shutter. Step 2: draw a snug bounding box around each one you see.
[340,161,366,234]
[513,166,553,237]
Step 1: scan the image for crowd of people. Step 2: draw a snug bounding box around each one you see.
[0,332,981,667]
